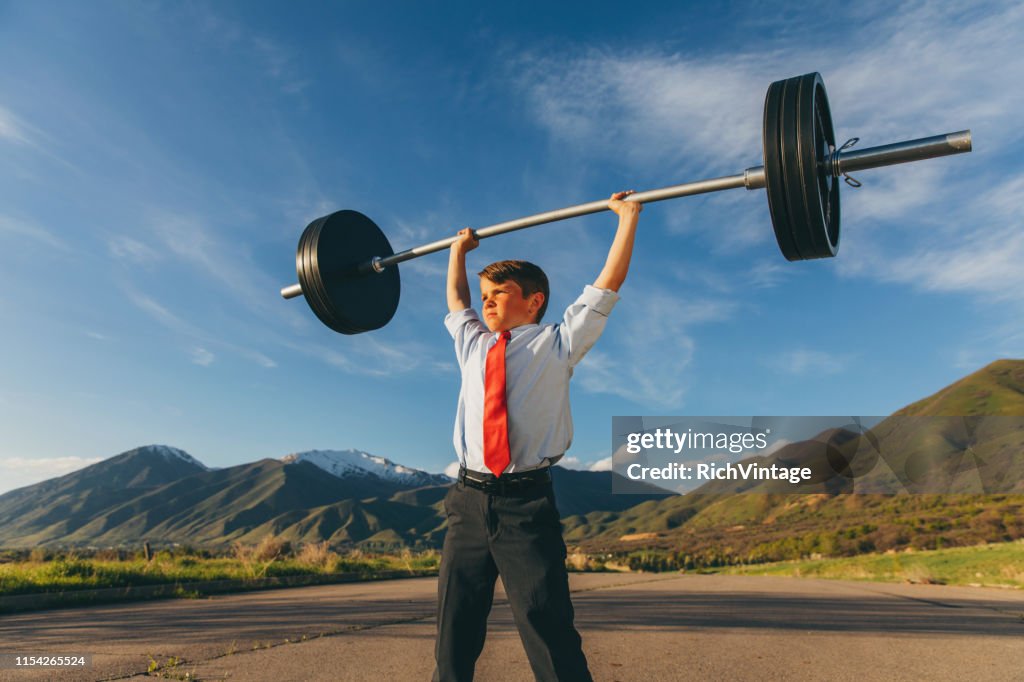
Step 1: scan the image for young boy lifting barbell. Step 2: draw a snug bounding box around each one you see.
[434,191,641,681]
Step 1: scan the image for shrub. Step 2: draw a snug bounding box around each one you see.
[296,542,337,569]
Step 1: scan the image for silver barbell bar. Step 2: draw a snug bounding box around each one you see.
[280,129,971,300]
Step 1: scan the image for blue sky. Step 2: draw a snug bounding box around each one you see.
[1,0,1022,494]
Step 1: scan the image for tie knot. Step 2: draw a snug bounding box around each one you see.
[500,330,511,342]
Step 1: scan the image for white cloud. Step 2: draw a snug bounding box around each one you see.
[0,214,69,251]
[146,212,280,316]
[191,347,215,367]
[128,291,198,337]
[127,290,277,369]
[443,461,461,478]
[189,3,308,96]
[0,106,45,147]
[510,0,1024,303]
[548,455,615,471]
[772,349,851,376]
[0,456,102,495]
[108,235,161,264]
[747,259,791,289]
[844,174,1024,301]
[576,290,734,407]
[281,334,452,378]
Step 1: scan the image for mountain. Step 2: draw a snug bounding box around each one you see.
[0,445,208,545]
[282,449,452,488]
[894,359,1024,416]
[550,467,670,517]
[558,360,1024,560]
[0,443,449,547]
[0,446,663,548]
[3,360,1020,553]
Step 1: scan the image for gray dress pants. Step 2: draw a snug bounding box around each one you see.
[432,480,593,682]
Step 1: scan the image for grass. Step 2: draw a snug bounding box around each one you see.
[715,539,1024,589]
[0,541,440,598]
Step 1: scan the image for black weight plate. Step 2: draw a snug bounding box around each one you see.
[780,74,814,259]
[792,73,837,257]
[763,78,801,260]
[308,210,400,334]
[805,75,839,255]
[306,216,359,335]
[296,216,352,334]
[296,216,326,327]
[764,73,841,260]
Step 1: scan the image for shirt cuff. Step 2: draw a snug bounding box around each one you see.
[444,307,482,336]
[578,284,620,316]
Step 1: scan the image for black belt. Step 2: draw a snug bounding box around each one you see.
[457,466,551,495]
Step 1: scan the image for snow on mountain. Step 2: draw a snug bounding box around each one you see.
[143,444,209,470]
[281,449,452,487]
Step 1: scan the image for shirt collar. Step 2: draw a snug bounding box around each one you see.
[495,323,538,341]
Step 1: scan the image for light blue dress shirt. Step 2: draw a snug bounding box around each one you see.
[445,284,620,474]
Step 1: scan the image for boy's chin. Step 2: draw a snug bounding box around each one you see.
[484,317,512,333]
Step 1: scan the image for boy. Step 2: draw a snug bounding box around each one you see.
[435,191,642,682]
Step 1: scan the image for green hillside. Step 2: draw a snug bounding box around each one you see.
[894,359,1024,416]
[561,360,1024,566]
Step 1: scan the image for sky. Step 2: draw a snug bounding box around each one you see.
[1,0,1022,495]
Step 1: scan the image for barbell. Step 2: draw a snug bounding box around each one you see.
[279,72,972,335]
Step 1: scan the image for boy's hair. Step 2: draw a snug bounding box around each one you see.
[478,260,550,323]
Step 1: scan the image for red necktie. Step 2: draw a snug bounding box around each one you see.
[483,330,512,477]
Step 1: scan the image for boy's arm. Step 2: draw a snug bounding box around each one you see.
[593,190,642,292]
[447,228,479,312]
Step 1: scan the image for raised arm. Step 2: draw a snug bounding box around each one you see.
[447,228,479,312]
[594,190,642,292]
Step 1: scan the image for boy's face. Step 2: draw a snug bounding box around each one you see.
[479,277,544,332]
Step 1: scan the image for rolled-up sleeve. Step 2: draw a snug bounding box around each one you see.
[560,285,620,367]
[445,307,488,368]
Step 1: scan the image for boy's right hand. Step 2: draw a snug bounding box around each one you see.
[452,227,479,255]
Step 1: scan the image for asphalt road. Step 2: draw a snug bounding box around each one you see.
[1,573,1022,681]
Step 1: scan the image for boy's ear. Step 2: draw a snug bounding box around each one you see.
[528,292,545,318]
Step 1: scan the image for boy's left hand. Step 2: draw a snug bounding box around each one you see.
[608,190,642,217]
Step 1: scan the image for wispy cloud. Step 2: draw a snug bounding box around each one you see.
[108,235,161,264]
[0,106,37,146]
[576,290,735,406]
[191,347,215,366]
[282,336,453,377]
[145,211,287,318]
[843,173,1024,300]
[771,349,852,376]
[0,456,103,495]
[509,0,1023,281]
[506,0,1024,386]
[0,104,77,170]
[0,214,69,251]
[127,290,278,369]
[188,4,309,96]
